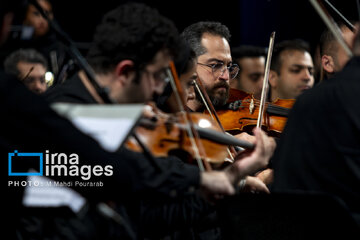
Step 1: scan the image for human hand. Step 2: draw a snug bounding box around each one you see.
[234,132,256,144]
[225,128,275,184]
[255,168,274,185]
[239,176,270,194]
[200,171,235,203]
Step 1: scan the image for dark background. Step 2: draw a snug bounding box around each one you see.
[49,0,359,55]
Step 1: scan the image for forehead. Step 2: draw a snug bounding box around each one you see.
[198,33,231,62]
[279,50,313,68]
[238,56,265,69]
[17,61,46,75]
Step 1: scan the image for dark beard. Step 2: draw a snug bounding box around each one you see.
[195,82,229,108]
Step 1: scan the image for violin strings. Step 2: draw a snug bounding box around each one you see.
[231,100,290,110]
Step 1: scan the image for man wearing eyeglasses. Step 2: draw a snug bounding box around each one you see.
[180,21,277,239]
[182,22,274,147]
[182,21,239,111]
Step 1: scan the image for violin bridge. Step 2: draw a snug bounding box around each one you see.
[249,98,255,114]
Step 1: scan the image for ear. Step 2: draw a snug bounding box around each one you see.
[114,60,135,86]
[321,55,334,74]
[268,70,278,88]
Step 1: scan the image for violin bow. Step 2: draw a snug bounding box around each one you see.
[167,61,212,172]
[309,0,353,57]
[324,0,355,32]
[193,77,237,161]
[21,66,34,82]
[257,32,275,129]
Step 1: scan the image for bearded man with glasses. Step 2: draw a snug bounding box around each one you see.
[182,22,239,110]
[180,20,277,239]
[182,22,272,145]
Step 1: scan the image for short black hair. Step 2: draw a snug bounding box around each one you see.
[270,39,310,74]
[232,45,267,59]
[181,21,231,57]
[4,48,48,76]
[232,45,267,73]
[86,3,180,74]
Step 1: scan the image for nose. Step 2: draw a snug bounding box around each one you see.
[31,80,47,94]
[219,67,230,81]
[302,69,312,82]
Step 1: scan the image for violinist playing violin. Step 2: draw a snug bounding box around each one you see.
[181,20,276,173]
[156,37,273,190]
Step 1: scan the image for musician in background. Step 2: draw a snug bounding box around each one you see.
[4,48,49,94]
[1,0,69,81]
[318,22,356,80]
[230,45,266,99]
[268,39,315,101]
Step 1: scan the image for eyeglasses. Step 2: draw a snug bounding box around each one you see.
[197,62,239,79]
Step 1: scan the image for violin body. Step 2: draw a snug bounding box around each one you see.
[215,89,295,137]
[126,111,230,164]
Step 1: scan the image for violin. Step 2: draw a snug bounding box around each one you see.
[215,88,295,137]
[196,32,292,138]
[126,109,254,167]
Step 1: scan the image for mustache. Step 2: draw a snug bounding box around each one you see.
[213,82,229,90]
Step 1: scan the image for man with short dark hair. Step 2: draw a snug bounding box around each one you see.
[181,21,276,239]
[4,48,48,94]
[182,21,238,110]
[182,21,276,144]
[230,45,266,99]
[268,39,314,101]
[319,23,355,80]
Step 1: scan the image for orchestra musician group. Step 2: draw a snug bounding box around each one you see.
[1,0,360,239]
